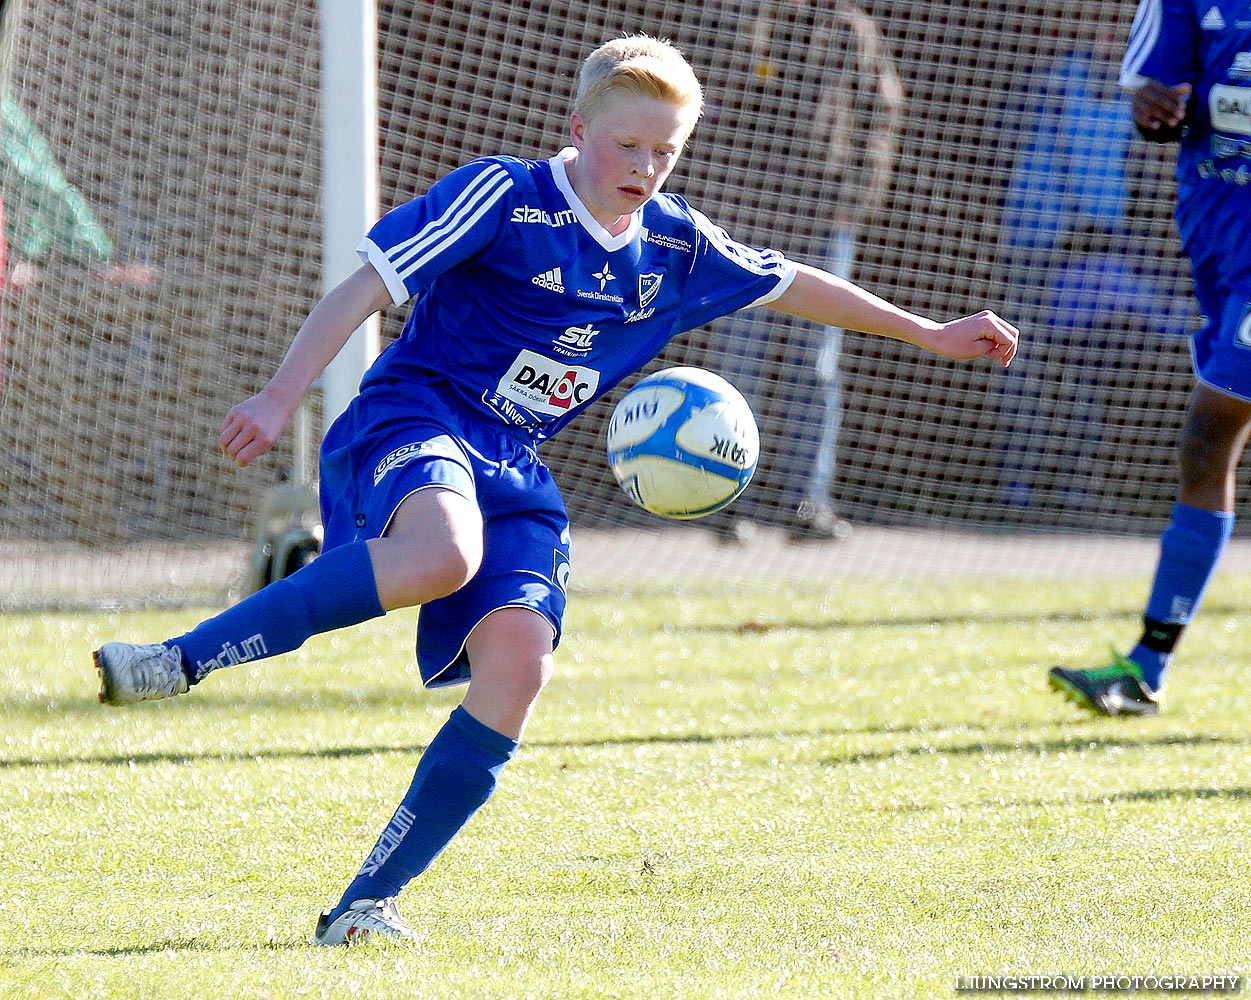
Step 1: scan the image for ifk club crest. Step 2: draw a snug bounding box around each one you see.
[639,273,663,308]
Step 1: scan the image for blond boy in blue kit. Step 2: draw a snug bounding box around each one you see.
[93,35,1018,943]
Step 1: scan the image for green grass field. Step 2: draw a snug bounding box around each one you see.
[2,574,1249,999]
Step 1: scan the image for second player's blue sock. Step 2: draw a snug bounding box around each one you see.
[329,706,518,918]
[167,541,385,682]
[1128,503,1233,690]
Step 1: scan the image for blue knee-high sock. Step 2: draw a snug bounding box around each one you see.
[168,541,385,683]
[330,706,518,917]
[1128,503,1234,690]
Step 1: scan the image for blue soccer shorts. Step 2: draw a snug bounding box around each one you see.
[1184,206,1251,403]
[1190,283,1251,403]
[319,383,571,688]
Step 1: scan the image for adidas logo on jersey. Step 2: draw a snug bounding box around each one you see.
[1201,5,1225,30]
[532,267,564,293]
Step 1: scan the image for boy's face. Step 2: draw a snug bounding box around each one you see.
[568,91,696,230]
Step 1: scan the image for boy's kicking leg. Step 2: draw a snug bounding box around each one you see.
[93,487,482,704]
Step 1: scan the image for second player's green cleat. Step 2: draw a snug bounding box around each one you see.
[1048,652,1160,717]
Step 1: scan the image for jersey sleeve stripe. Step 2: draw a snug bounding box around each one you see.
[390,165,513,280]
[383,163,509,262]
[743,265,798,308]
[688,207,791,277]
[1120,0,1162,89]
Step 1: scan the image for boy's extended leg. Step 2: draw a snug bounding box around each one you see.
[313,705,517,944]
[95,487,485,706]
[94,540,385,704]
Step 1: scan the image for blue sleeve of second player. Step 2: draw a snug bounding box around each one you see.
[1122,0,1201,88]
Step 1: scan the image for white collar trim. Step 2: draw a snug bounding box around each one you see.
[550,148,640,252]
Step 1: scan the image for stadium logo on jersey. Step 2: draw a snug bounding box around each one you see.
[1211,85,1251,136]
[1201,5,1226,30]
[532,267,565,293]
[641,226,692,254]
[553,323,600,356]
[497,349,600,415]
[512,205,577,227]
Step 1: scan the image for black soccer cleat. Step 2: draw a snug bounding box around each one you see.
[1048,654,1160,717]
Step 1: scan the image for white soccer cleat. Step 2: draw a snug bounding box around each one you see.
[314,897,416,946]
[93,642,190,705]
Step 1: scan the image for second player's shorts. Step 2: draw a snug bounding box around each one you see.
[319,381,571,688]
[1189,277,1251,403]
[1180,193,1251,402]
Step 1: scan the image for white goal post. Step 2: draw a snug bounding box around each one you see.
[319,0,380,426]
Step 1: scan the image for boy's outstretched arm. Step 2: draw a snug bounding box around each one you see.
[768,263,1019,366]
[221,263,393,467]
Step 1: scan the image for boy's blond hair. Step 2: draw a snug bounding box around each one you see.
[574,35,703,124]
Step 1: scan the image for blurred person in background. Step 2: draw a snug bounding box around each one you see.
[709,0,902,543]
[994,9,1141,511]
[0,94,157,290]
[0,93,159,402]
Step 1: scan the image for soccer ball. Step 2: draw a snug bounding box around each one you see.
[605,366,759,519]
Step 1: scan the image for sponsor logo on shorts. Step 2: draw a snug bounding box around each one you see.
[553,550,571,591]
[1236,304,1251,348]
[374,441,439,486]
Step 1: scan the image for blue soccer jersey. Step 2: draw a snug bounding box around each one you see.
[1122,0,1251,398]
[355,148,796,443]
[324,147,797,685]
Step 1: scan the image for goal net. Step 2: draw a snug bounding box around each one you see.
[0,1,1212,608]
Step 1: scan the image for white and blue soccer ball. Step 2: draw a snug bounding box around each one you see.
[606,366,759,520]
